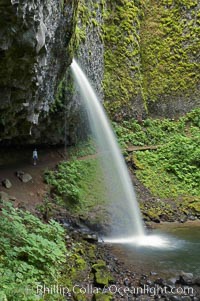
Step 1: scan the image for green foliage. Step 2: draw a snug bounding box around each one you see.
[113,108,200,211]
[45,157,107,216]
[0,202,66,301]
[67,137,96,158]
[113,108,200,148]
[45,160,84,203]
[131,111,200,208]
[136,134,200,199]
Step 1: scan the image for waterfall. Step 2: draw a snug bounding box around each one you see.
[71,59,145,239]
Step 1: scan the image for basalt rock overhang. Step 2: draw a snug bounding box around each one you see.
[0,0,78,144]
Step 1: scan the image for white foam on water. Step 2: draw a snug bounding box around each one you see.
[103,235,172,249]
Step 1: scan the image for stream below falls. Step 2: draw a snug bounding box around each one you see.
[108,222,200,277]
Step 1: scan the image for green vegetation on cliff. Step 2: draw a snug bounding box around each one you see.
[140,0,200,103]
[103,0,144,118]
[102,0,200,117]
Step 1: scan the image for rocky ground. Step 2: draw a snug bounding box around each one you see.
[52,215,200,301]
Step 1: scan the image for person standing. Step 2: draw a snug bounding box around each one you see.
[33,148,38,166]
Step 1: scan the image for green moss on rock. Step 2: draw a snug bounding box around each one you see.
[103,0,200,118]
[93,293,113,301]
[103,0,144,119]
[92,260,114,286]
[140,0,200,104]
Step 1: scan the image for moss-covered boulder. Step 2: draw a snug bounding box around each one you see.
[92,260,114,286]
[93,293,113,301]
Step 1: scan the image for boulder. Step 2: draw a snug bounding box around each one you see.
[167,278,178,285]
[169,296,182,301]
[92,260,114,286]
[2,179,12,189]
[16,171,24,178]
[93,293,113,301]
[179,272,194,285]
[181,297,192,301]
[16,171,32,183]
[82,233,98,243]
[21,173,32,183]
[0,191,9,202]
[150,271,158,276]
[195,277,200,286]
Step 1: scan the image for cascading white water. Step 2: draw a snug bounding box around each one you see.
[71,59,145,239]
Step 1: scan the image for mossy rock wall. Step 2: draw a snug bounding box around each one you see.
[103,0,200,119]
[141,0,200,117]
[103,0,145,120]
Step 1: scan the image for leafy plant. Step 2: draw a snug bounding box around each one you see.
[45,160,84,203]
[136,134,200,202]
[44,157,108,219]
[113,108,200,149]
[0,202,67,301]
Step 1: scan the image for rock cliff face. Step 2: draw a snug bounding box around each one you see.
[103,0,200,119]
[0,0,78,143]
[76,0,104,100]
[53,0,105,145]
[1,0,199,144]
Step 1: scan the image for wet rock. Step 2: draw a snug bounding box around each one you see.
[124,278,130,286]
[167,278,178,285]
[150,271,158,276]
[169,296,182,301]
[188,215,196,221]
[0,0,78,144]
[0,191,9,202]
[179,215,187,223]
[2,179,12,189]
[146,279,153,286]
[154,278,164,286]
[195,277,200,286]
[83,233,98,243]
[139,279,147,287]
[179,272,194,285]
[181,297,191,301]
